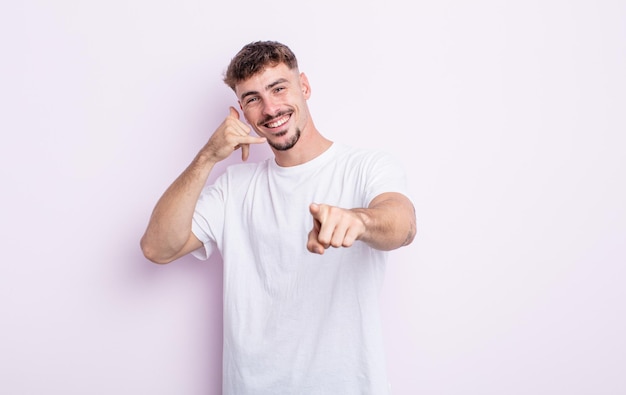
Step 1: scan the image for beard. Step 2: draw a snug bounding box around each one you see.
[268,128,301,151]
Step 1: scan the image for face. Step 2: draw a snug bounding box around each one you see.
[235,63,311,151]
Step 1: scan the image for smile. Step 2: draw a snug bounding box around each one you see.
[263,114,291,129]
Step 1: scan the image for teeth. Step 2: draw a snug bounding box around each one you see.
[267,116,288,128]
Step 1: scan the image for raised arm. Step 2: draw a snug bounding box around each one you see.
[140,107,266,264]
[307,192,416,255]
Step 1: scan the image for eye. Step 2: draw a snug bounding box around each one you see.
[245,96,259,105]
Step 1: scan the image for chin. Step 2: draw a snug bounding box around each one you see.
[269,128,301,151]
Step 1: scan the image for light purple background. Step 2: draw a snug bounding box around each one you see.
[1,1,625,394]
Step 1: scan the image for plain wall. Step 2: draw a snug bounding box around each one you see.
[1,0,624,394]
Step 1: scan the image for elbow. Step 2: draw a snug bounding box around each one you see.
[401,214,417,247]
[402,226,416,247]
[140,236,175,265]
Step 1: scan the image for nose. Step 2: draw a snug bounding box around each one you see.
[261,97,281,118]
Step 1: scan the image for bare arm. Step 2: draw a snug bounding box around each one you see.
[307,192,416,255]
[140,107,266,264]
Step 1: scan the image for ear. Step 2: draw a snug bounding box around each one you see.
[299,72,311,99]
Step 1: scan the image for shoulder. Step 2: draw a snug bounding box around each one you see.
[334,143,401,169]
[207,160,270,194]
[223,159,270,179]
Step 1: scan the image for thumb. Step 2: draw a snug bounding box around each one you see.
[228,106,240,120]
[309,203,323,231]
[309,203,320,217]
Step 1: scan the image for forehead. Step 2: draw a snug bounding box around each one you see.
[234,63,298,99]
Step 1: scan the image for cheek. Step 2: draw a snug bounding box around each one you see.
[242,109,257,124]
[249,123,266,136]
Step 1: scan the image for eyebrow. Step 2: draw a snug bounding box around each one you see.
[240,78,289,101]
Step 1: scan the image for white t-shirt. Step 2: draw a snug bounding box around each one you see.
[192,143,408,395]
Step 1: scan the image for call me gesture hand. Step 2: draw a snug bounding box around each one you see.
[203,106,266,163]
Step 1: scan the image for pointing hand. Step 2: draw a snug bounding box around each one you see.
[307,203,366,255]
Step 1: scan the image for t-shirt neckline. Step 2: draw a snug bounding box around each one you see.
[269,143,341,175]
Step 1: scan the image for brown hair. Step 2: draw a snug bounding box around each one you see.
[223,41,299,91]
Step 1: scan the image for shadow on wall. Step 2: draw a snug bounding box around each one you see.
[183,252,224,394]
[128,242,224,393]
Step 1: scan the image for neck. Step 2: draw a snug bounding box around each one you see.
[272,126,333,167]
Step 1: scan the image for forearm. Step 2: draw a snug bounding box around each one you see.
[141,107,267,263]
[355,192,416,251]
[140,153,216,262]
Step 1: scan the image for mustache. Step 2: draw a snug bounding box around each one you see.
[260,111,291,125]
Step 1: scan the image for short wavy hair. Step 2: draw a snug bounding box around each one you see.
[223,41,299,91]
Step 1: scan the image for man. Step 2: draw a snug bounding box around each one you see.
[141,41,416,394]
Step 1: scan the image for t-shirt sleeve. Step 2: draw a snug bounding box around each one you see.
[190,175,227,261]
[362,150,411,206]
